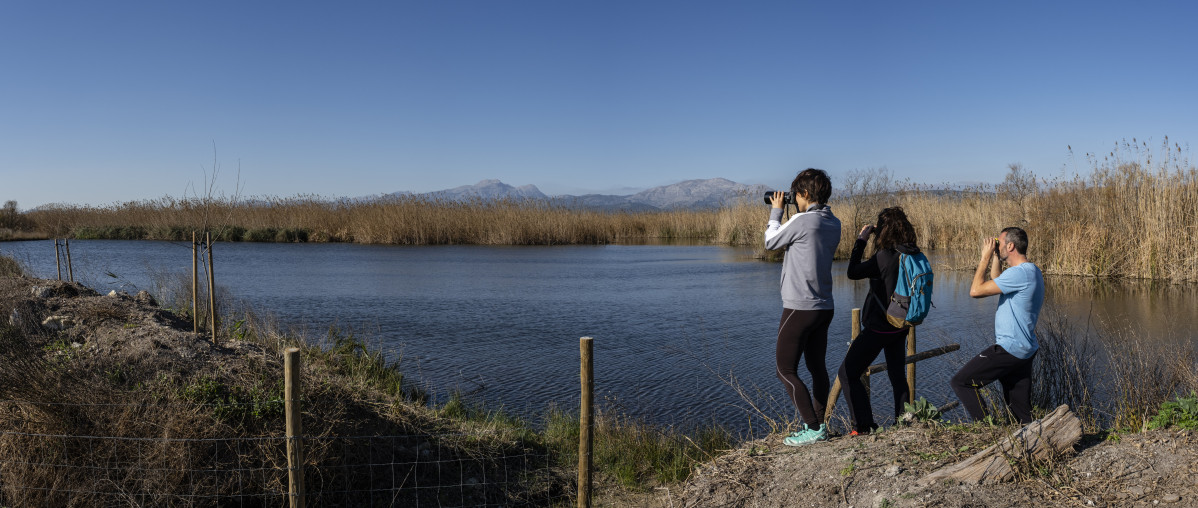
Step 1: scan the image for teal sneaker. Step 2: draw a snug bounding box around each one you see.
[783,424,827,446]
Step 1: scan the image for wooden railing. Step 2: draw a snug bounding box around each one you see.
[824,308,960,421]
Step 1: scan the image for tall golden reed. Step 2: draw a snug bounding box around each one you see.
[20,138,1197,280]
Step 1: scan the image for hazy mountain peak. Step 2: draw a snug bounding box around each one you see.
[380,177,765,210]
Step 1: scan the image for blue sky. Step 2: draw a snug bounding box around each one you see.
[3,1,1196,209]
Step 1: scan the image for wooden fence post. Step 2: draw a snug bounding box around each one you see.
[284,347,305,508]
[854,309,869,396]
[578,337,593,508]
[206,232,216,344]
[54,239,61,281]
[906,327,916,404]
[192,231,198,336]
[851,307,860,342]
[824,308,862,422]
[64,239,73,282]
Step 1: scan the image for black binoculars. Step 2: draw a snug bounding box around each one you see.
[762,191,795,205]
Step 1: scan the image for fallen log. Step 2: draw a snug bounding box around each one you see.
[919,404,1082,485]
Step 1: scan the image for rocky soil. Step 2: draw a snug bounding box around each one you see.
[663,423,1197,507]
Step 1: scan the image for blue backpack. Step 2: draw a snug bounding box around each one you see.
[874,252,934,328]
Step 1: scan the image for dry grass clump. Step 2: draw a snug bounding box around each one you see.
[0,254,22,278]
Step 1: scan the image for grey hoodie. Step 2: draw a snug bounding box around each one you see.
[764,204,842,310]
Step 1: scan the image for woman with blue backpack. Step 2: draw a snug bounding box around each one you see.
[838,206,931,435]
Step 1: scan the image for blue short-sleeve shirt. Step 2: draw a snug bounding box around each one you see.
[993,262,1044,359]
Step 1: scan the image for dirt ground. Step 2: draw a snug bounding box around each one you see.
[1,276,264,375]
[620,423,1197,508]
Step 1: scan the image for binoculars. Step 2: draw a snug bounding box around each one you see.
[762,191,796,205]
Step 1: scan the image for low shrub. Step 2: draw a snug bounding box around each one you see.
[1147,392,1198,430]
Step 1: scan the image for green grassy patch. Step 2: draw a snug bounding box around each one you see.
[180,376,285,422]
[541,405,732,489]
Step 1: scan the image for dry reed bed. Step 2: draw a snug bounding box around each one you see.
[17,139,1198,280]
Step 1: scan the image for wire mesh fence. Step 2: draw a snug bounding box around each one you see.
[0,399,572,507]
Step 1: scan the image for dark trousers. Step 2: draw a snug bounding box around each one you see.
[775,308,834,427]
[950,344,1036,424]
[837,327,910,434]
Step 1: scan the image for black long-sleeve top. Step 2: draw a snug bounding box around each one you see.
[847,238,921,332]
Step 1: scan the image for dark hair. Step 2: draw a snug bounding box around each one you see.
[790,168,832,205]
[1001,226,1029,255]
[873,206,917,254]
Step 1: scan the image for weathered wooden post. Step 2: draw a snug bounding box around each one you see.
[206,232,217,344]
[192,231,198,336]
[906,327,917,404]
[824,308,863,421]
[853,308,868,396]
[284,347,305,508]
[64,239,73,282]
[851,307,860,341]
[578,337,593,508]
[54,239,61,280]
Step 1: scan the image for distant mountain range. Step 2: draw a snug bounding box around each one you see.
[379,178,771,211]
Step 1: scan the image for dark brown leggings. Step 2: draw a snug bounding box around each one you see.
[775,308,834,427]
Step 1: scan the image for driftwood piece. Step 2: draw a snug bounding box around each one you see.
[920,404,1082,485]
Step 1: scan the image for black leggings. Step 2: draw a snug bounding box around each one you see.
[837,327,910,433]
[950,344,1036,424]
[775,308,834,427]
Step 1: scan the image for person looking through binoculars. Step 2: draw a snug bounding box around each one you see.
[838,207,923,435]
[951,227,1044,424]
[764,168,841,446]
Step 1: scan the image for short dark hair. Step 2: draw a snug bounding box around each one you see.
[1001,227,1029,255]
[790,168,832,204]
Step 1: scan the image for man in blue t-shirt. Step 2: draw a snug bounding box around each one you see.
[951,227,1045,424]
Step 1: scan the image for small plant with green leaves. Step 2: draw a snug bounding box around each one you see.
[106,366,128,386]
[180,377,285,422]
[913,449,951,462]
[840,458,856,476]
[43,338,73,354]
[1147,392,1198,430]
[901,397,942,423]
[230,318,247,340]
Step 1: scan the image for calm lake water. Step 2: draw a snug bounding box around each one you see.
[3,239,1195,434]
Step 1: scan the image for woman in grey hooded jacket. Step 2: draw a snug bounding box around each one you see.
[764,168,841,446]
